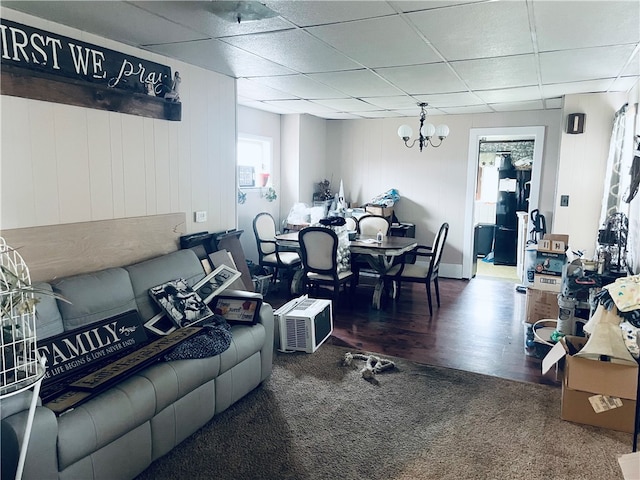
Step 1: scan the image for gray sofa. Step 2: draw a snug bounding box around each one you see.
[1,249,274,480]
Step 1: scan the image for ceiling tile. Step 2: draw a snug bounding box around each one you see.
[414,92,486,108]
[312,98,381,112]
[358,110,404,118]
[452,55,539,90]
[407,1,533,61]
[308,16,441,68]
[149,39,295,78]
[237,78,296,101]
[2,1,207,45]
[489,100,545,112]
[307,70,405,97]
[239,100,298,115]
[545,98,563,109]
[222,29,361,73]
[539,45,637,84]
[439,105,494,114]
[474,86,542,104]
[133,1,294,38]
[533,0,640,52]
[263,1,397,26]
[249,75,347,99]
[323,112,364,119]
[360,96,422,109]
[263,99,340,114]
[611,76,640,92]
[542,79,616,97]
[390,1,487,12]
[376,63,468,94]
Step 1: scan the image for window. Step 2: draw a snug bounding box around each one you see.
[237,135,272,188]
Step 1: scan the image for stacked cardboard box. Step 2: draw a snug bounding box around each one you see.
[543,336,638,433]
[531,234,568,292]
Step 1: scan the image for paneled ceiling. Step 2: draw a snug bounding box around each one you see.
[3,0,639,119]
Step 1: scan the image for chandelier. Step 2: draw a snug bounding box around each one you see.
[397,102,449,151]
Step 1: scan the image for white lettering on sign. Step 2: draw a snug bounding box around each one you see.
[108,58,164,93]
[0,24,63,69]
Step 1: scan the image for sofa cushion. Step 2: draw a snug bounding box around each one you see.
[33,282,64,340]
[56,374,156,470]
[125,250,205,321]
[51,268,137,331]
[219,323,266,374]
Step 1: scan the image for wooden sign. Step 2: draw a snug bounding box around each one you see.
[0,19,181,120]
[44,327,202,414]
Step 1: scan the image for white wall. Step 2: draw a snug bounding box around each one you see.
[0,8,237,236]
[554,92,629,257]
[325,110,563,276]
[236,105,282,265]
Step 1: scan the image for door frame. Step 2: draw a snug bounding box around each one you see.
[462,126,546,279]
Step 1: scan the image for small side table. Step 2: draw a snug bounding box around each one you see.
[0,358,46,480]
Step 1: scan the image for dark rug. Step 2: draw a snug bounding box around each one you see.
[136,344,632,480]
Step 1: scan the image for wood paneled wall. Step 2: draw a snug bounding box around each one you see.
[0,8,237,238]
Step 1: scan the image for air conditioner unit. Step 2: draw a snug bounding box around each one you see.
[274,295,333,353]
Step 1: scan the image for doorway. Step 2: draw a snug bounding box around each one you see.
[462,127,546,280]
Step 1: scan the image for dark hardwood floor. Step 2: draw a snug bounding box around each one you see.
[263,272,562,388]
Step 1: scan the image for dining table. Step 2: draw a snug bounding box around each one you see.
[275,230,417,309]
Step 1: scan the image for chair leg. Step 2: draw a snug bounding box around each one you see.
[426,281,433,317]
[434,277,441,307]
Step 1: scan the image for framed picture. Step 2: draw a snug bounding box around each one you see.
[193,264,242,305]
[149,278,214,328]
[211,294,262,325]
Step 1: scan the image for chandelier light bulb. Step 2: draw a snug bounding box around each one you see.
[420,123,436,138]
[435,124,450,139]
[397,125,413,141]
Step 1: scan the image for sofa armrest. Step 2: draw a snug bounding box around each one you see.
[2,407,59,480]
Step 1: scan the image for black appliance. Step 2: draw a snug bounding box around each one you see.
[493,154,531,266]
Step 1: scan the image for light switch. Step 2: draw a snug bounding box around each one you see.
[194,211,207,222]
[560,195,569,207]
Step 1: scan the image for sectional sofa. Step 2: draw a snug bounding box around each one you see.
[0,248,274,480]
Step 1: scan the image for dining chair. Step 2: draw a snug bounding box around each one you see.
[252,212,301,294]
[352,214,391,284]
[344,216,358,232]
[357,215,390,236]
[384,222,449,317]
[298,226,355,304]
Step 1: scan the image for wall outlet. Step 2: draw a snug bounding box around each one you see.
[194,211,207,223]
[560,195,569,207]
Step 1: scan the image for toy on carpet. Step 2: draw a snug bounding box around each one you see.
[343,352,396,384]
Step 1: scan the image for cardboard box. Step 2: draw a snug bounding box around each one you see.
[365,204,394,219]
[525,288,559,324]
[538,234,569,253]
[533,273,562,292]
[543,336,638,433]
[534,251,567,277]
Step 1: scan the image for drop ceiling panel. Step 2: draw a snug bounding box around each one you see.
[312,98,381,112]
[133,1,294,38]
[407,2,533,61]
[308,16,441,68]
[532,0,640,52]
[222,29,361,73]
[237,78,296,101]
[263,99,340,114]
[263,1,397,27]
[474,86,543,104]
[414,92,486,108]
[2,1,206,46]
[390,0,487,13]
[361,96,422,110]
[542,79,616,97]
[452,55,539,90]
[149,40,295,78]
[250,75,346,99]
[539,45,637,84]
[489,100,545,112]
[376,63,468,94]
[307,70,405,97]
[439,105,494,114]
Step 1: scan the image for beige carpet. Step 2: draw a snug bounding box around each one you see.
[136,344,632,480]
[476,259,520,281]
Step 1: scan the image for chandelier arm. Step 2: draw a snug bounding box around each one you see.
[427,137,445,148]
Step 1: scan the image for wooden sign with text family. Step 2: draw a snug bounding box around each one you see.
[0,19,181,121]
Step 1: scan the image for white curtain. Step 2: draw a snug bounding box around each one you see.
[599,104,628,225]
